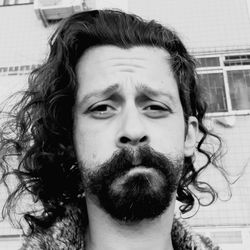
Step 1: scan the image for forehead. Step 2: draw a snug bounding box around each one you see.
[75,45,179,101]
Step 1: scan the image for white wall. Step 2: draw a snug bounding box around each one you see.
[128,0,250,53]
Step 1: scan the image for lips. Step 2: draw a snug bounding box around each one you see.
[127,166,153,174]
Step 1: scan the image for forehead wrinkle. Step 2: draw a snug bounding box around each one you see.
[99,57,147,68]
[105,54,149,65]
[119,68,135,73]
[105,56,147,61]
[112,63,145,69]
[110,62,145,73]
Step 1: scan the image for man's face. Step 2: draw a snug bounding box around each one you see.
[74,46,197,222]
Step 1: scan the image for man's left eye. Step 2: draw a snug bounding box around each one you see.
[145,105,166,110]
[143,104,171,117]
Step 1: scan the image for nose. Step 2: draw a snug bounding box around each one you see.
[116,107,150,148]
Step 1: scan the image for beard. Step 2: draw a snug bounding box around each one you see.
[80,146,183,223]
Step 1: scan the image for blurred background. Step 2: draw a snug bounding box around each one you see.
[0,0,250,249]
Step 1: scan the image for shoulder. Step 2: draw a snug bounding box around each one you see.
[19,204,87,250]
[172,216,221,250]
[198,234,221,250]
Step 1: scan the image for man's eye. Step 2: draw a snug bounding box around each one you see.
[144,104,171,118]
[89,104,116,118]
[145,105,166,110]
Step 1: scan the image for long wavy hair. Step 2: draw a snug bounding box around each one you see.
[0,9,226,233]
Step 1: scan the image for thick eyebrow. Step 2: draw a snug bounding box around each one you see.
[136,84,177,104]
[76,82,178,108]
[77,84,120,107]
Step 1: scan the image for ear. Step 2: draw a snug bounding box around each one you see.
[184,116,198,157]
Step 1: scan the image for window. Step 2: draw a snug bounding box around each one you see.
[210,231,242,244]
[228,70,250,110]
[0,0,33,6]
[198,73,227,112]
[197,57,220,68]
[224,55,250,66]
[197,54,250,114]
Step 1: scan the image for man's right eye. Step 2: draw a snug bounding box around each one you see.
[88,104,116,119]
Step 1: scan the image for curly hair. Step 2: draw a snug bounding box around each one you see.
[0,9,225,233]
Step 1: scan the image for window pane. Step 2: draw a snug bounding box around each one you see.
[224,55,250,66]
[197,57,220,68]
[2,0,33,4]
[18,0,33,3]
[198,73,227,112]
[3,0,15,4]
[227,70,250,110]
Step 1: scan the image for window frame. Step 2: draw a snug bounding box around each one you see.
[196,53,250,117]
[0,0,33,6]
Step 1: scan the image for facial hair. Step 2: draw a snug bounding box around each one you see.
[80,146,183,223]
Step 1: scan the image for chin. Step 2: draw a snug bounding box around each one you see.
[81,146,182,223]
[98,169,176,223]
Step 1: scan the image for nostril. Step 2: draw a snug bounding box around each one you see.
[119,135,149,145]
[139,136,148,144]
[120,136,130,144]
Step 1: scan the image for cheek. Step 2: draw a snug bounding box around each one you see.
[74,121,116,166]
[149,119,186,155]
[74,130,99,162]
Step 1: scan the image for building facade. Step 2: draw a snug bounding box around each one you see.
[0,1,250,249]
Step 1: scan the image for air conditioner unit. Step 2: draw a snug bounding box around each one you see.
[34,0,86,22]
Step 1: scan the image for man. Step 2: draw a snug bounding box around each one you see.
[0,9,224,250]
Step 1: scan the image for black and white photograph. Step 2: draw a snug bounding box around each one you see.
[0,1,250,249]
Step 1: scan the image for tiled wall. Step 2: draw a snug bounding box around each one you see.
[0,5,54,66]
[185,115,250,226]
[128,0,250,53]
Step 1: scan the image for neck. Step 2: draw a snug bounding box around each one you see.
[85,197,176,250]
